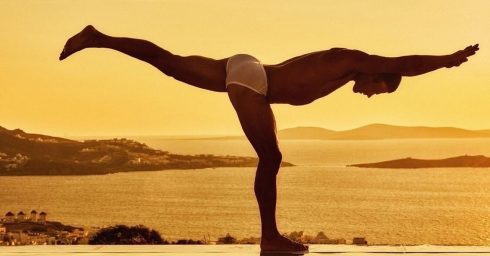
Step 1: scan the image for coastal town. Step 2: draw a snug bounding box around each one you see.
[1,210,365,246]
[0,210,89,245]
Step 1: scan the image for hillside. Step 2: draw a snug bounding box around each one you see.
[273,124,490,140]
[277,127,336,140]
[349,155,490,169]
[2,220,81,234]
[0,126,291,175]
[332,124,490,140]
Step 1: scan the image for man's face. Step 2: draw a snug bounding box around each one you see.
[353,74,390,98]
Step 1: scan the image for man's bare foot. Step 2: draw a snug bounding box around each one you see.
[59,25,100,60]
[261,234,309,253]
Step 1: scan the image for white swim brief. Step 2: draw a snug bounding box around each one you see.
[226,54,268,96]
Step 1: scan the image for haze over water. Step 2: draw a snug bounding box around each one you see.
[1,138,490,245]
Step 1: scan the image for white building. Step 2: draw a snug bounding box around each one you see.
[5,212,15,223]
[38,212,47,223]
[17,211,26,222]
[30,210,37,222]
[10,231,30,245]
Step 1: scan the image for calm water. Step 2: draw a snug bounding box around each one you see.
[1,138,490,245]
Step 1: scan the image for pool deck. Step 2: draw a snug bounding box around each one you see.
[2,245,490,256]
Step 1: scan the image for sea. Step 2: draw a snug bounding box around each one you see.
[1,138,490,245]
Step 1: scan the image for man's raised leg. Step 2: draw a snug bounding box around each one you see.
[59,25,227,92]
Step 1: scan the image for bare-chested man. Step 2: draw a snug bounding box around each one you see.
[60,25,478,254]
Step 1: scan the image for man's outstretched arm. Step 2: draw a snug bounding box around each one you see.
[347,44,479,76]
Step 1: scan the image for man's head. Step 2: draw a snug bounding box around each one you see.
[353,73,401,97]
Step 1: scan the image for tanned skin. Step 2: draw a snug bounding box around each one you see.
[60,25,478,253]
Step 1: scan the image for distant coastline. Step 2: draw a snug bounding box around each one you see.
[194,124,490,140]
[349,155,490,169]
[3,123,490,175]
[0,126,292,176]
[279,124,490,140]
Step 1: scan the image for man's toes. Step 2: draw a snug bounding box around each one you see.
[59,50,67,60]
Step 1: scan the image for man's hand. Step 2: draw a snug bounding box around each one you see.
[446,44,479,68]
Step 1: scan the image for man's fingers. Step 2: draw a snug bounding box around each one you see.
[470,44,479,53]
[462,44,479,57]
[450,44,479,68]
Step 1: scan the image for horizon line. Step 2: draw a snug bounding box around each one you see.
[3,122,489,139]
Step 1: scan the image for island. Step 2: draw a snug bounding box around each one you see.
[348,155,490,169]
[0,126,292,175]
[209,124,490,140]
[278,124,490,140]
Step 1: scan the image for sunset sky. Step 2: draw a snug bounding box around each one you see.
[1,0,489,136]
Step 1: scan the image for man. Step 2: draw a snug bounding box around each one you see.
[60,25,478,253]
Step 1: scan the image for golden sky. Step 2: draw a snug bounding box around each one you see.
[1,0,489,136]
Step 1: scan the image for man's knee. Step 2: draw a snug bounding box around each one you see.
[258,149,282,171]
[254,150,281,194]
[153,53,180,78]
